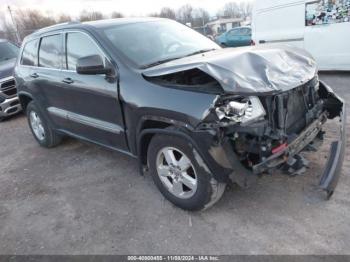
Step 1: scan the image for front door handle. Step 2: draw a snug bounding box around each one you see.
[30,73,39,79]
[62,78,74,84]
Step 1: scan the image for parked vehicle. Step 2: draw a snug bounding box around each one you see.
[0,39,22,121]
[215,26,252,47]
[252,0,350,71]
[15,18,345,211]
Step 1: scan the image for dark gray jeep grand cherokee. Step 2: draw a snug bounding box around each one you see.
[15,18,346,211]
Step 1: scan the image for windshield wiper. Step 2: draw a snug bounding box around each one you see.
[141,49,217,69]
[141,57,181,69]
[183,48,217,58]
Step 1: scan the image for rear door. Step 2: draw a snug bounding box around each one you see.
[59,31,128,150]
[32,33,71,129]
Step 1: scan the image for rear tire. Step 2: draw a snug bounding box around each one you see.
[147,133,226,211]
[26,101,62,148]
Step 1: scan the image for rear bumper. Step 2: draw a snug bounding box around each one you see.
[0,96,22,118]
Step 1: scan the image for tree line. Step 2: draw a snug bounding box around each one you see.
[0,1,252,43]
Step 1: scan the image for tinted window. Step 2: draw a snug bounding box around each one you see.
[39,34,62,69]
[21,40,39,66]
[66,32,103,70]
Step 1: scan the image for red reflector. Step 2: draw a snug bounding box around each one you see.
[251,40,256,46]
[272,143,288,154]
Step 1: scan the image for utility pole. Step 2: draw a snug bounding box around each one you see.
[7,6,21,43]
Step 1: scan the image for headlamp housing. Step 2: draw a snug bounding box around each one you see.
[215,96,266,125]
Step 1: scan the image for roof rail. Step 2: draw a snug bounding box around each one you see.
[33,21,81,34]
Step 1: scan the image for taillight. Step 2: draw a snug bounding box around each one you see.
[250,40,256,46]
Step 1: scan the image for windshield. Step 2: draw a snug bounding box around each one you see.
[0,42,19,63]
[103,20,220,68]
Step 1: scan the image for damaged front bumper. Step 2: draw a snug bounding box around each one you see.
[245,82,345,198]
[318,83,346,199]
[198,81,346,199]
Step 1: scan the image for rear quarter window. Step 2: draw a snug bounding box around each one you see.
[21,39,39,66]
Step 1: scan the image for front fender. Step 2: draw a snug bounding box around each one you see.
[137,127,233,183]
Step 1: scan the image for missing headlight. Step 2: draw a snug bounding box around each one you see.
[215,96,266,125]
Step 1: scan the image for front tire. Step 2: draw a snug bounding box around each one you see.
[147,134,226,211]
[26,101,62,148]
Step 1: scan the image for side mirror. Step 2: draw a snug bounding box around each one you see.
[76,55,111,75]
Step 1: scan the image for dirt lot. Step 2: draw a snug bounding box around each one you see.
[0,73,349,255]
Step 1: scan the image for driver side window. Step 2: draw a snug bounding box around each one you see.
[66,32,104,71]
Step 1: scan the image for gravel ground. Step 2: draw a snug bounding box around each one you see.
[0,72,349,255]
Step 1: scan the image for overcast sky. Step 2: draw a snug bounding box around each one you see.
[1,0,252,19]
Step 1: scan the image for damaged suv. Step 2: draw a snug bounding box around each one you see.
[15,18,346,211]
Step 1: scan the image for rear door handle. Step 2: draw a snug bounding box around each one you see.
[30,73,39,79]
[62,78,74,84]
[259,40,266,44]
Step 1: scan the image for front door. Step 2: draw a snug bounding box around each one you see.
[239,28,252,46]
[59,31,128,151]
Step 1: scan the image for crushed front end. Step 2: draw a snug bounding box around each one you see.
[199,77,346,199]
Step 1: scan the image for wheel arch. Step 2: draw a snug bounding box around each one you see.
[18,92,34,113]
[137,126,213,179]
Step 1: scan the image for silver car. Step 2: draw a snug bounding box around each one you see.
[0,39,22,121]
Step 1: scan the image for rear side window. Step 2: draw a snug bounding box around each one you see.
[66,32,103,71]
[39,34,62,69]
[21,39,39,66]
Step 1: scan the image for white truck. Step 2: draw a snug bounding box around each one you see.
[252,0,350,71]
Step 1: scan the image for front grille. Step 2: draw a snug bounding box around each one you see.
[0,77,17,98]
[10,100,20,106]
[262,77,320,135]
[7,107,17,114]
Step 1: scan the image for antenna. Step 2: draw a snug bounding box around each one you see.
[7,6,21,43]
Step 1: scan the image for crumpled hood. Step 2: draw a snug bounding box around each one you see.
[143,45,318,94]
[0,58,16,80]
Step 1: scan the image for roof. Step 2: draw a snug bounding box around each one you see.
[28,17,164,39]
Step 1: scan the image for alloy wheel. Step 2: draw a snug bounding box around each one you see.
[156,147,198,199]
[29,111,45,141]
